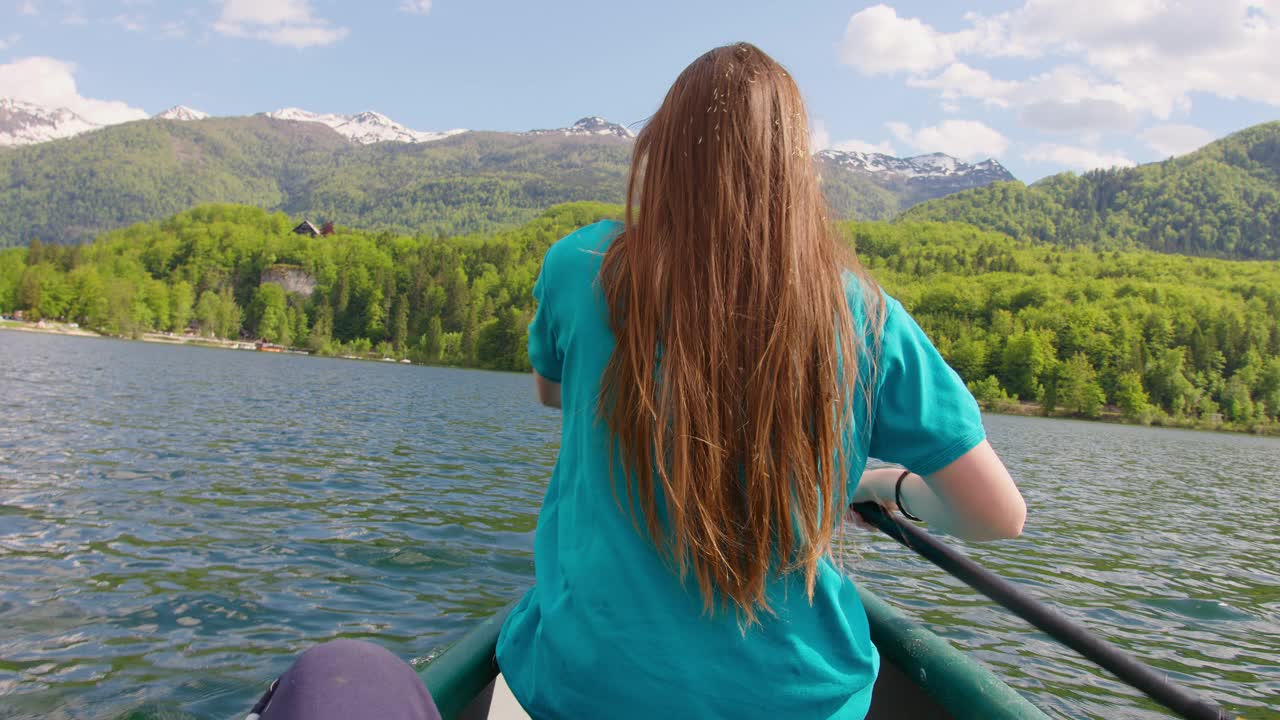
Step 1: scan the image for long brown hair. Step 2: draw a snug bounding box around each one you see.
[599,43,883,624]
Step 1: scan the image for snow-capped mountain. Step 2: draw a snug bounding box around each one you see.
[530,116,636,139]
[0,98,102,146]
[262,107,467,145]
[816,149,1014,184]
[815,148,1017,218]
[155,105,209,121]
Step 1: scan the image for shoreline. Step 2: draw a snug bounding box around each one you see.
[0,319,100,338]
[0,319,409,362]
[2,321,270,352]
[977,398,1280,437]
[5,320,1277,438]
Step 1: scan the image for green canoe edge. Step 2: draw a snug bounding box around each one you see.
[857,587,1048,719]
[419,602,515,719]
[419,589,1049,719]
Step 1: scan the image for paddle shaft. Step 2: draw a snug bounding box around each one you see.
[850,502,1232,720]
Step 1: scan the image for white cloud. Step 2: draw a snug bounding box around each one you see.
[61,12,86,25]
[839,5,956,74]
[0,33,19,50]
[840,1,1280,131]
[1139,124,1217,157]
[0,56,148,125]
[266,24,347,47]
[908,62,1019,107]
[832,138,897,155]
[399,0,431,15]
[812,118,897,155]
[887,119,1008,159]
[217,0,311,26]
[17,0,37,16]
[1015,65,1148,131]
[1019,100,1138,133]
[214,0,348,48]
[1023,143,1136,170]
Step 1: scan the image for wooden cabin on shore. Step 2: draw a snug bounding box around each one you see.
[293,220,336,238]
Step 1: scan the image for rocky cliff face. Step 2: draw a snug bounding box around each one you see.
[261,264,317,296]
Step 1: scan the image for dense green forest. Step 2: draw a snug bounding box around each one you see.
[848,222,1280,432]
[2,203,1278,433]
[904,121,1280,260]
[0,202,619,370]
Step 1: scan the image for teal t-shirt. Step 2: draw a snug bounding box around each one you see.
[495,220,986,719]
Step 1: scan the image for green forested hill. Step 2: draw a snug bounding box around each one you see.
[0,202,622,369]
[0,117,633,247]
[815,165,903,221]
[0,118,348,246]
[849,222,1279,430]
[902,121,1280,259]
[2,204,1277,432]
[296,131,632,236]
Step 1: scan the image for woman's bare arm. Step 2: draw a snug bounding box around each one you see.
[534,370,561,409]
[851,440,1026,541]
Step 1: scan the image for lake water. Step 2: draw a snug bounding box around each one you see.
[1,331,1277,720]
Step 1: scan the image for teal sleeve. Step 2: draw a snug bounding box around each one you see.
[868,298,986,476]
[527,248,563,382]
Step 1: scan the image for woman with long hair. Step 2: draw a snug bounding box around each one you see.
[248,41,1025,720]
[496,42,1026,718]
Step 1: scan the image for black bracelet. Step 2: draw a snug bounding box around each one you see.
[895,469,923,522]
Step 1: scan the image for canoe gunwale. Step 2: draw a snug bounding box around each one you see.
[857,587,1048,719]
[420,603,517,719]
[419,591,1048,719]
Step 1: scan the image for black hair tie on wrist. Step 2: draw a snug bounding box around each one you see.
[895,469,923,522]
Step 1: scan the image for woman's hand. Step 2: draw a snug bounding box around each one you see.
[845,504,883,531]
[846,468,900,530]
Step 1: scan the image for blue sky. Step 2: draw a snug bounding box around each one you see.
[2,0,1278,181]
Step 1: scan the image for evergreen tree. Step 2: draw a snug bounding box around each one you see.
[392,293,410,353]
[1114,371,1150,420]
[252,283,289,343]
[170,281,194,333]
[308,305,334,354]
[423,316,443,362]
[1059,353,1106,418]
[195,290,220,337]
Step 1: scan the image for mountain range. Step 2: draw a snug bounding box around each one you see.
[0,99,1012,246]
[0,101,638,148]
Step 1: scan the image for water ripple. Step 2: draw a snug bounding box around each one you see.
[1,332,1276,719]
